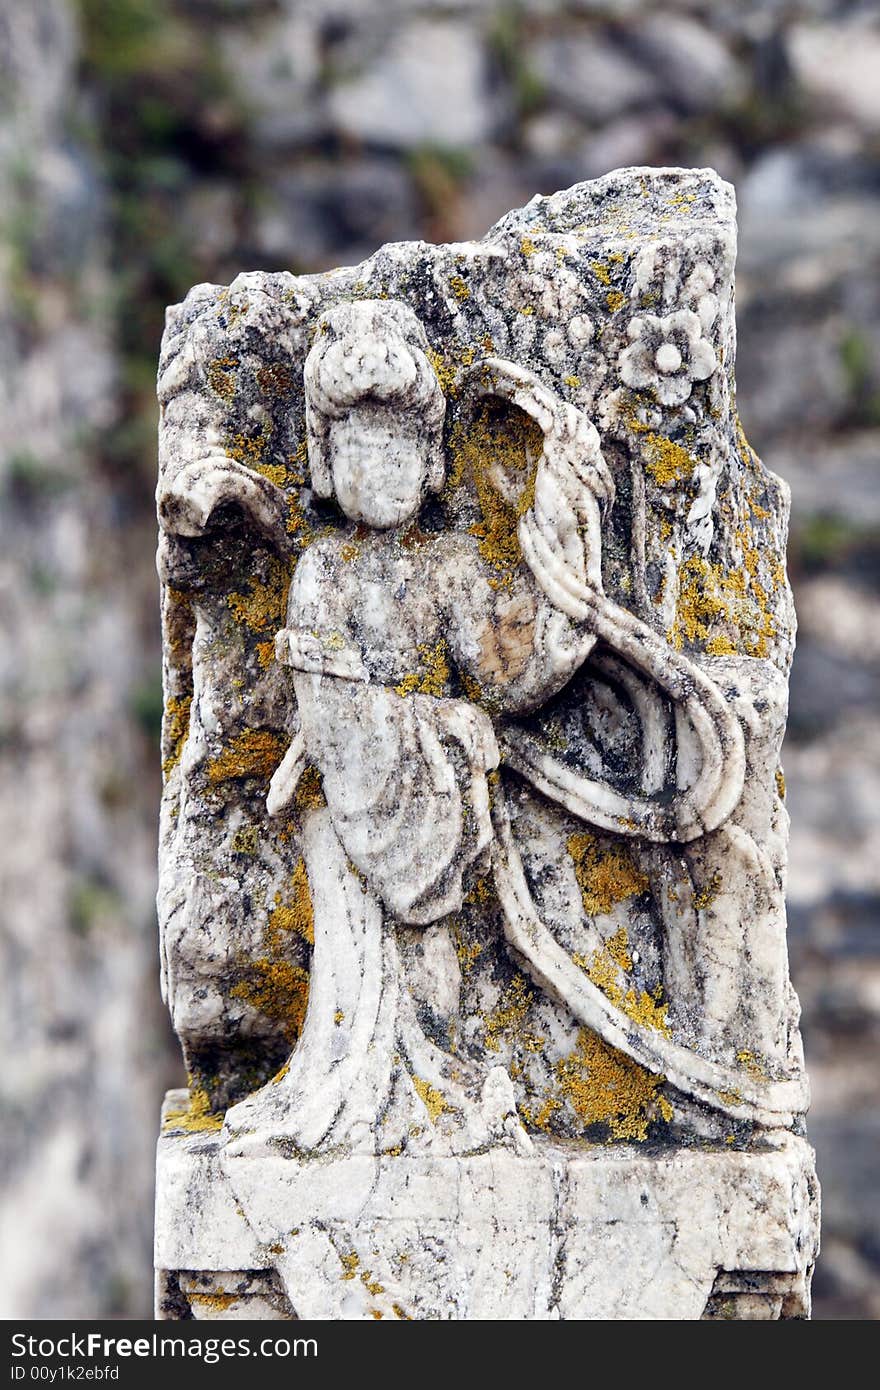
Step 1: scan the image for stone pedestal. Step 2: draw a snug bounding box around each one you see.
[155,1090,819,1321]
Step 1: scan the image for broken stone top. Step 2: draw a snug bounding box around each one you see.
[155,167,806,1177]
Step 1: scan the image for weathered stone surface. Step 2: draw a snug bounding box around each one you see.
[154,166,818,1318]
[156,1090,818,1320]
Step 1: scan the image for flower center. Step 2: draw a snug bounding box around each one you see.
[655,342,683,374]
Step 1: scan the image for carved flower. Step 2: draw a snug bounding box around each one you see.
[618,309,716,406]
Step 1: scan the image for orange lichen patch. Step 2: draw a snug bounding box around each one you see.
[394,638,450,698]
[207,355,237,401]
[257,362,295,397]
[400,523,431,550]
[412,1075,451,1124]
[692,871,723,911]
[206,729,285,785]
[252,461,289,488]
[567,832,648,915]
[162,1087,224,1134]
[227,556,291,633]
[187,1291,239,1311]
[554,1029,672,1141]
[565,1030,672,1136]
[256,641,275,668]
[230,956,309,1044]
[523,1029,673,1141]
[483,973,544,1054]
[162,694,192,779]
[268,858,315,945]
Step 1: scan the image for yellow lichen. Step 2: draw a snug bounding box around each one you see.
[717,1088,742,1106]
[520,237,536,257]
[553,1028,672,1141]
[231,825,259,854]
[162,1087,224,1135]
[412,1076,450,1124]
[606,290,626,313]
[295,764,325,811]
[268,858,315,945]
[567,832,649,915]
[706,634,738,655]
[227,427,267,467]
[449,275,470,301]
[775,767,786,800]
[692,871,722,911]
[206,729,285,785]
[446,400,544,582]
[453,925,483,973]
[252,461,288,488]
[162,694,192,779]
[591,261,611,286]
[340,1252,359,1281]
[641,433,697,486]
[460,671,484,704]
[188,1291,239,1311]
[483,973,544,1054]
[575,928,671,1037]
[667,554,775,659]
[227,556,291,633]
[564,375,580,389]
[394,638,450,698]
[736,1049,767,1080]
[230,957,309,1043]
[288,439,309,482]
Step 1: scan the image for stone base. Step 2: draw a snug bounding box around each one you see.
[155,1090,819,1320]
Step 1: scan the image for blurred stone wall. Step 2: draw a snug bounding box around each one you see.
[1,0,877,1318]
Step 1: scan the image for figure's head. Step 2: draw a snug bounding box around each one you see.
[304,299,446,529]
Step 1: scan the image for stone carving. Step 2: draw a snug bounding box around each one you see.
[154,167,819,1319]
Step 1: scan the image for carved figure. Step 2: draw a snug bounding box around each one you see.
[153,170,818,1322]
